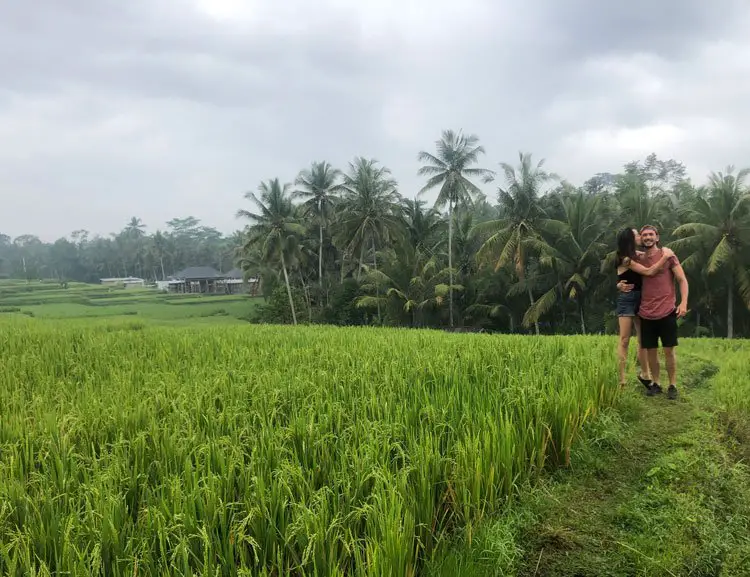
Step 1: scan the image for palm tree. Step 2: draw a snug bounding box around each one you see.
[152,230,169,280]
[524,190,608,333]
[125,217,146,239]
[614,174,669,232]
[475,152,564,335]
[121,217,147,277]
[401,198,445,255]
[236,178,304,325]
[417,129,494,327]
[671,167,750,338]
[293,161,342,288]
[335,157,404,322]
[356,244,459,327]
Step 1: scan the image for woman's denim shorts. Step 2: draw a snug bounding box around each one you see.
[616,290,641,317]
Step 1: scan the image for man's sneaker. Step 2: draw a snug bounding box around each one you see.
[647,383,663,396]
[667,385,678,400]
[638,374,653,390]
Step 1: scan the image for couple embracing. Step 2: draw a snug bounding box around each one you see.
[615,225,689,399]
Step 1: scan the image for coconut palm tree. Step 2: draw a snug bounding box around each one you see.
[400,197,445,255]
[334,157,404,322]
[524,190,608,333]
[614,173,670,233]
[417,129,494,327]
[293,161,342,287]
[671,166,750,338]
[124,217,146,239]
[475,152,565,335]
[356,243,459,327]
[236,178,304,325]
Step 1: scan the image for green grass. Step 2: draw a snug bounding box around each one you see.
[0,280,260,324]
[0,318,619,576]
[427,343,750,576]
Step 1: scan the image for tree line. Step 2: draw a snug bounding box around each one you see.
[0,217,240,283]
[2,130,749,337]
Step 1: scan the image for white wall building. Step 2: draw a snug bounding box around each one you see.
[100,276,145,288]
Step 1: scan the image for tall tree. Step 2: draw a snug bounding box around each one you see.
[237,178,304,325]
[293,161,342,289]
[475,152,564,335]
[401,198,445,256]
[417,129,494,327]
[671,167,750,338]
[124,217,146,239]
[526,189,607,333]
[335,157,403,322]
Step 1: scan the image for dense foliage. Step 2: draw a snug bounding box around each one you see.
[0,217,239,284]
[2,133,749,337]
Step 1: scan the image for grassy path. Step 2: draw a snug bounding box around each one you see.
[431,354,750,576]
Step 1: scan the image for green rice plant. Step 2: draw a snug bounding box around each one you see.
[690,339,750,434]
[0,317,624,576]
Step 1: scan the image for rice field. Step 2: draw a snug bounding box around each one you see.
[0,316,620,576]
[0,280,260,324]
[690,339,750,433]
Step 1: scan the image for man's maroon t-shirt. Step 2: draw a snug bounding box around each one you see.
[639,249,679,320]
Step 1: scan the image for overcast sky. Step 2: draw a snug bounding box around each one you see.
[1,0,749,241]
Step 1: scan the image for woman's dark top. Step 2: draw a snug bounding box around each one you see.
[617,260,642,290]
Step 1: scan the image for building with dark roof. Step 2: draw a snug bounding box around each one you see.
[173,266,222,280]
[167,266,259,295]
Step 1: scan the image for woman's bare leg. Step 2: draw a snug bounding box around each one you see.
[617,316,633,386]
[634,317,651,381]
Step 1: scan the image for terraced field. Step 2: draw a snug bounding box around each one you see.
[0,279,260,324]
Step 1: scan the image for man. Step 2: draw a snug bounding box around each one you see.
[617,225,688,399]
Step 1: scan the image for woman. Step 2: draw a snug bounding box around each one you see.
[616,227,674,389]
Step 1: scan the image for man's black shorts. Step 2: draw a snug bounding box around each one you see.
[640,311,678,349]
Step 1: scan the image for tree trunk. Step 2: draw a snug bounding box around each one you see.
[727,277,733,339]
[318,198,324,285]
[300,272,312,323]
[357,243,366,281]
[372,236,381,323]
[528,284,540,335]
[160,256,166,281]
[579,301,586,334]
[448,201,454,328]
[280,250,297,325]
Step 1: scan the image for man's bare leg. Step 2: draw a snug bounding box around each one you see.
[663,347,676,386]
[646,348,662,395]
[663,347,679,399]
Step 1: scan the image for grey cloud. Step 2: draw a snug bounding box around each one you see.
[540,0,746,59]
[1,0,749,239]
[1,0,383,107]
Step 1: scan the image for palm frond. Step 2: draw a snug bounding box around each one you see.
[522,286,558,327]
[707,235,734,274]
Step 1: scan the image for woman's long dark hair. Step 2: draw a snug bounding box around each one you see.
[616,227,637,267]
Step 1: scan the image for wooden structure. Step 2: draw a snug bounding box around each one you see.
[168,267,224,294]
[167,267,260,295]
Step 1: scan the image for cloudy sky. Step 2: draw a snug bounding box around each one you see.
[1,0,749,241]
